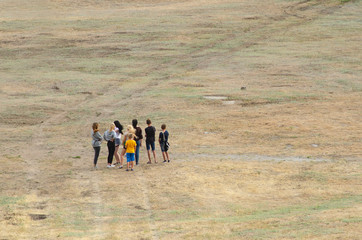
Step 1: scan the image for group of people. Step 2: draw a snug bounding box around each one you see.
[91,119,170,171]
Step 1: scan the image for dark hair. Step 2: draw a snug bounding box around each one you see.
[161,124,166,130]
[146,119,151,125]
[132,119,138,128]
[114,120,123,134]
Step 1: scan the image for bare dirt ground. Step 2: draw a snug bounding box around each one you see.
[0,0,361,239]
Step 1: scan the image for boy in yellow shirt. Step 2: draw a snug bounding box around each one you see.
[125,133,137,171]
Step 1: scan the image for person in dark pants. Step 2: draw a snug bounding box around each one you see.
[132,119,143,165]
[103,123,117,168]
[91,122,102,170]
[145,119,157,164]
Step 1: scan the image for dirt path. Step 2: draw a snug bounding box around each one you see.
[136,170,160,240]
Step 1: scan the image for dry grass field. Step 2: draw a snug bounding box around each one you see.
[0,0,361,239]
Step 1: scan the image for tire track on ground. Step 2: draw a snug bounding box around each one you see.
[136,169,159,240]
[20,93,108,237]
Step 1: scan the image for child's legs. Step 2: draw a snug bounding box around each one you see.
[126,153,130,169]
[135,140,140,165]
[146,142,151,161]
[126,153,135,169]
[150,142,157,162]
[107,141,115,164]
[114,145,120,163]
[120,148,126,165]
[131,153,135,168]
[165,151,169,160]
[152,150,157,162]
[160,143,166,160]
[93,146,100,165]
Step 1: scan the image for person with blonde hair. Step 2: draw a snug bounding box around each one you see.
[91,122,102,170]
[103,123,117,168]
[125,133,137,171]
[119,125,135,168]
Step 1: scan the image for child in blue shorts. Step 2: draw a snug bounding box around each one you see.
[125,133,137,171]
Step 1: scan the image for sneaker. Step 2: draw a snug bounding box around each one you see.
[168,160,170,163]
[107,164,115,168]
[126,169,129,171]
[147,161,152,164]
[131,169,134,171]
[163,160,167,163]
[118,165,123,169]
[94,166,98,170]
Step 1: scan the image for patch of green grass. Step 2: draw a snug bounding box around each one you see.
[62,231,89,238]
[341,217,362,223]
[172,195,361,225]
[301,171,327,183]
[0,196,23,206]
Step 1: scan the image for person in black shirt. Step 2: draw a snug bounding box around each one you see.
[145,119,157,164]
[132,119,143,165]
[159,124,170,163]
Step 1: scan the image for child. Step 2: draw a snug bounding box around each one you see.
[114,120,123,166]
[103,123,117,168]
[125,133,137,171]
[91,122,102,169]
[159,124,170,163]
[145,119,157,164]
[119,125,135,169]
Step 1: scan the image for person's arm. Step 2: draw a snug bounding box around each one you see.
[139,128,143,140]
[121,133,127,145]
[111,131,116,142]
[96,132,102,141]
[103,132,107,141]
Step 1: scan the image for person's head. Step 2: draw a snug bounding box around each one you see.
[161,124,166,130]
[114,120,123,133]
[92,122,99,132]
[109,123,115,131]
[132,119,138,129]
[146,119,151,125]
[127,125,135,133]
[128,133,133,140]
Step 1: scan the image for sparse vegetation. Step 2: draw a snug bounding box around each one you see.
[0,0,361,239]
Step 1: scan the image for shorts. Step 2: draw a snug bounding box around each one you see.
[126,153,135,163]
[160,142,168,152]
[115,138,121,146]
[146,141,155,151]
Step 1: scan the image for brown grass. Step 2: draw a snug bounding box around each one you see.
[0,0,361,239]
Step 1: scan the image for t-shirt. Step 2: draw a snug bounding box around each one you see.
[134,127,143,141]
[103,130,116,141]
[159,130,169,143]
[125,139,137,153]
[115,127,122,139]
[145,126,156,143]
